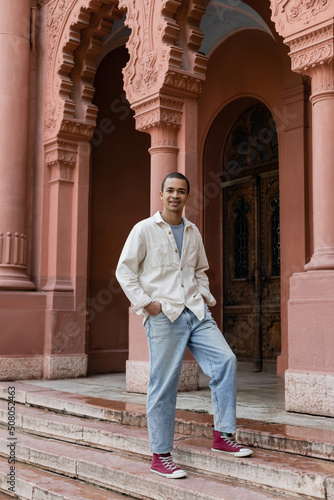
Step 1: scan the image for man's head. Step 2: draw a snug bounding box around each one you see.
[160,172,190,218]
[161,172,190,194]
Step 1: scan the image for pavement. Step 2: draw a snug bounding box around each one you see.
[22,366,334,431]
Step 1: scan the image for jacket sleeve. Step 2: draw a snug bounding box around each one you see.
[116,225,152,313]
[194,229,217,307]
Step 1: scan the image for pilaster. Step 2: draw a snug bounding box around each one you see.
[42,120,93,378]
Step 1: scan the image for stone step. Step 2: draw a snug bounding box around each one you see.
[1,381,333,462]
[237,419,334,461]
[0,455,135,499]
[0,426,316,500]
[2,415,334,500]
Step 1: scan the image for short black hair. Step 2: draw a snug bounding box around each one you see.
[161,172,190,194]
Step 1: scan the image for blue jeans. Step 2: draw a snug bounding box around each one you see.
[144,306,237,454]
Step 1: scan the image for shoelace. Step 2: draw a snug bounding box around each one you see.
[221,435,241,449]
[159,455,179,470]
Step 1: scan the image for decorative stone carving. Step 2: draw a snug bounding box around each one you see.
[271,0,331,33]
[45,138,78,183]
[163,72,203,98]
[118,0,179,103]
[119,0,208,104]
[59,119,96,139]
[270,0,334,95]
[0,232,27,268]
[289,25,334,73]
[132,95,183,147]
[44,0,122,140]
[133,96,183,131]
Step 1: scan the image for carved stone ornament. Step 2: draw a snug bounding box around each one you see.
[44,0,122,141]
[0,232,27,268]
[287,24,334,93]
[131,94,184,147]
[45,139,78,183]
[119,0,208,104]
[132,95,183,132]
[289,25,334,71]
[270,0,332,37]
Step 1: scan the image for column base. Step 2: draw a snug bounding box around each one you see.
[43,354,88,379]
[285,370,334,417]
[126,360,199,394]
[305,248,334,271]
[0,274,35,291]
[287,271,334,417]
[0,356,43,380]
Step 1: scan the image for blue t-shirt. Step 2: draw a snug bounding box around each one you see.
[170,221,184,257]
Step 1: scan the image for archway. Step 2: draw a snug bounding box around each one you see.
[88,46,150,374]
[222,103,280,371]
[203,98,281,372]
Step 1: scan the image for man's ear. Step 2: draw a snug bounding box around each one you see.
[159,191,163,199]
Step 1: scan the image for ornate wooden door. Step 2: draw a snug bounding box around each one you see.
[222,104,280,371]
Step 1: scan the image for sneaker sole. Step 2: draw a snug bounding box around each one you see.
[150,468,187,479]
[211,447,253,458]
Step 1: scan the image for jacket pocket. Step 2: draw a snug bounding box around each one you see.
[186,244,198,267]
[148,243,173,267]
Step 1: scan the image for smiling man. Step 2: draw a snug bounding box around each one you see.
[116,172,252,479]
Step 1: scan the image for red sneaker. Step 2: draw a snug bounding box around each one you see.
[150,453,187,478]
[212,430,253,457]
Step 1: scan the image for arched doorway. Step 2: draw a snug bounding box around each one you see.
[88,46,150,374]
[221,103,280,371]
[203,99,281,372]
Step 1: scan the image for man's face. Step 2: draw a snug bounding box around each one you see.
[160,178,190,215]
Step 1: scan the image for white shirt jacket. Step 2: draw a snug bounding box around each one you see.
[116,211,216,323]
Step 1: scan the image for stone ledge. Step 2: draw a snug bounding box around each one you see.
[0,356,43,380]
[285,370,334,417]
[43,354,88,379]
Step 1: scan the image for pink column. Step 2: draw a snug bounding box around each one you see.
[149,143,179,214]
[0,0,34,289]
[133,96,183,213]
[125,94,200,393]
[305,63,334,270]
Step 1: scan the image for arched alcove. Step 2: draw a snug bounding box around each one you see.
[88,45,150,374]
[203,98,281,372]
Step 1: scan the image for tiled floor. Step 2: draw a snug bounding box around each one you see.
[23,368,334,431]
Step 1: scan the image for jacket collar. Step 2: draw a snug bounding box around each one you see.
[152,211,194,229]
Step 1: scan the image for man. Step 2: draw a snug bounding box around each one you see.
[116,172,252,479]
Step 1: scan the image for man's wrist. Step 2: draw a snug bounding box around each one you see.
[145,301,162,315]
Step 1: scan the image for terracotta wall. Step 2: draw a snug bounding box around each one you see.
[88,46,150,374]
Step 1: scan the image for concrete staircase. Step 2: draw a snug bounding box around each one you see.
[0,381,333,499]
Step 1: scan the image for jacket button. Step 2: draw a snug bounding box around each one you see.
[175,249,178,252]
[168,230,172,234]
[181,284,184,287]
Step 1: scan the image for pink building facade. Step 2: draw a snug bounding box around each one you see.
[0,0,334,417]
